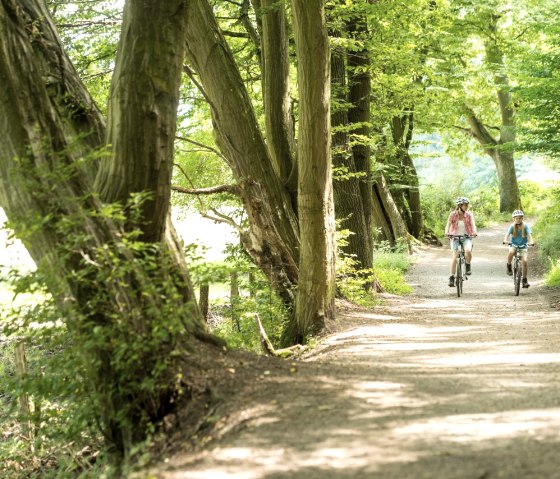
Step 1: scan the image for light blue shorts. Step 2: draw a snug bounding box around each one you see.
[450,237,473,252]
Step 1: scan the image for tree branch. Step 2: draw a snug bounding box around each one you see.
[171,184,240,196]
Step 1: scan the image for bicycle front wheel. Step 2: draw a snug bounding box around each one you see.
[456,259,463,297]
[514,261,521,296]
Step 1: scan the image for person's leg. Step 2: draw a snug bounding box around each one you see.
[521,252,529,287]
[450,250,458,275]
[507,248,515,275]
[464,239,473,274]
[449,240,458,286]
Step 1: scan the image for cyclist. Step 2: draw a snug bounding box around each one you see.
[502,210,535,288]
[444,197,478,287]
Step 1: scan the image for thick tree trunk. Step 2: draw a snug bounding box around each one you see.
[0,0,212,457]
[331,45,372,271]
[94,0,187,242]
[184,0,300,307]
[290,0,336,343]
[259,0,296,196]
[346,17,374,266]
[466,14,521,213]
[390,114,424,238]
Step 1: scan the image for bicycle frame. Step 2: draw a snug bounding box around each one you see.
[508,244,524,296]
[449,235,470,297]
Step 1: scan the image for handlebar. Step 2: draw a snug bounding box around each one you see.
[503,242,535,247]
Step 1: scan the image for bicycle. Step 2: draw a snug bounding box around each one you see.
[448,235,472,297]
[504,243,534,296]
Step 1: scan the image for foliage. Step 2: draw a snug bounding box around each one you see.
[185,242,288,352]
[544,259,560,288]
[48,0,122,114]
[533,188,560,260]
[513,1,560,159]
[373,247,413,296]
[0,192,202,477]
[336,229,412,306]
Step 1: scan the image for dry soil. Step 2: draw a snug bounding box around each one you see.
[149,221,560,479]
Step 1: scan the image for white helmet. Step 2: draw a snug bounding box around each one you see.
[512,210,524,218]
[455,197,470,206]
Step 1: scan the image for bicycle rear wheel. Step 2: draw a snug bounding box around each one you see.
[514,260,521,296]
[456,259,463,297]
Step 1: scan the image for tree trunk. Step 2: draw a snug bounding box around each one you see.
[331,44,372,271]
[94,0,187,242]
[290,0,336,343]
[466,13,521,213]
[390,113,424,238]
[346,16,374,267]
[0,0,213,457]
[199,283,210,321]
[259,0,297,197]
[372,172,410,248]
[184,0,300,307]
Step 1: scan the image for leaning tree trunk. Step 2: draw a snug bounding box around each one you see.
[184,0,300,308]
[0,0,212,457]
[390,113,424,238]
[466,13,521,213]
[290,0,336,344]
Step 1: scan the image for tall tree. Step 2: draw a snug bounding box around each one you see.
[290,0,336,342]
[463,11,521,212]
[329,13,373,272]
[183,0,301,310]
[0,0,217,456]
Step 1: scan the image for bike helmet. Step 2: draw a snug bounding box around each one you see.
[455,197,470,206]
[512,210,524,218]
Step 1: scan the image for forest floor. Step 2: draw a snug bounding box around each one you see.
[146,221,560,479]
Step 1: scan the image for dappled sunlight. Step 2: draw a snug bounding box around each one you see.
[405,299,471,310]
[424,352,560,367]
[393,408,560,443]
[324,324,479,343]
[343,380,431,410]
[166,438,424,478]
[358,312,401,321]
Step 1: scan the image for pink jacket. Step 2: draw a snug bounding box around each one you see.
[445,210,477,236]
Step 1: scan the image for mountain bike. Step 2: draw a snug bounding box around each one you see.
[448,235,471,297]
[505,243,533,296]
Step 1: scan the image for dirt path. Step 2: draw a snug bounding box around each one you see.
[152,223,560,479]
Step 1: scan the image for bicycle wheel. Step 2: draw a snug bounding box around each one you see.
[456,258,463,297]
[514,259,521,296]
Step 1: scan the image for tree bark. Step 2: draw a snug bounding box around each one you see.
[346,16,374,267]
[0,0,212,457]
[331,45,373,277]
[466,14,521,213]
[290,0,336,343]
[259,0,296,196]
[184,0,300,308]
[94,0,187,242]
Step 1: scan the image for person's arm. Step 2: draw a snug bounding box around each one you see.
[527,225,534,245]
[444,213,452,236]
[471,212,477,236]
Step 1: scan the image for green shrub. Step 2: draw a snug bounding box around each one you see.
[545,259,560,287]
